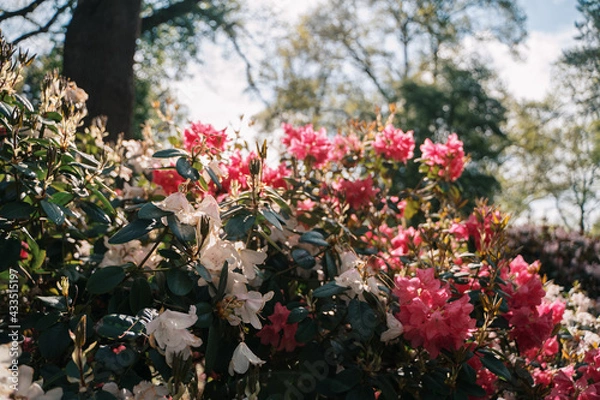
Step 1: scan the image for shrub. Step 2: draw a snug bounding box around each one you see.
[1,33,599,400]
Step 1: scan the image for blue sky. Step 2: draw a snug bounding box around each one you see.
[524,0,580,32]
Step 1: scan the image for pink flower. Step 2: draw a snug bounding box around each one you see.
[282,123,332,167]
[420,133,465,181]
[184,121,228,155]
[332,176,379,210]
[393,268,475,358]
[263,162,290,189]
[373,125,415,163]
[331,133,363,167]
[152,168,184,194]
[256,303,302,352]
[390,226,421,257]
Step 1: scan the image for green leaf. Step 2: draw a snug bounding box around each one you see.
[313,282,347,298]
[36,296,67,311]
[295,318,318,343]
[167,214,195,242]
[0,201,35,220]
[129,278,153,313]
[138,203,172,220]
[261,208,283,230]
[216,261,229,300]
[288,307,309,323]
[205,322,220,373]
[167,268,194,296]
[195,263,213,283]
[91,188,116,216]
[347,299,376,340]
[50,191,74,206]
[96,314,145,339]
[299,230,329,247]
[194,302,214,328]
[43,111,63,122]
[176,157,200,181]
[152,148,189,158]
[224,210,256,240]
[14,93,34,112]
[206,165,222,190]
[0,238,22,272]
[38,323,71,359]
[80,201,111,224]
[478,350,511,381]
[109,219,161,244]
[292,248,316,269]
[41,199,66,225]
[87,266,126,294]
[423,371,452,395]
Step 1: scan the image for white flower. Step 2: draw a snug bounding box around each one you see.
[13,365,63,400]
[103,382,133,399]
[199,235,239,276]
[236,243,267,280]
[381,312,404,342]
[335,268,366,296]
[233,290,274,329]
[145,306,203,366]
[228,342,265,375]
[154,192,194,215]
[132,381,169,400]
[99,237,161,269]
[340,250,362,271]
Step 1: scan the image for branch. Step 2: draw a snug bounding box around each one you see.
[141,0,203,33]
[11,1,72,44]
[0,0,47,22]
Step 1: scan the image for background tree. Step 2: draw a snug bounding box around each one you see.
[499,0,600,233]
[258,0,525,201]
[0,0,253,140]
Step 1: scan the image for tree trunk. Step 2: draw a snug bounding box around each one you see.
[63,0,142,141]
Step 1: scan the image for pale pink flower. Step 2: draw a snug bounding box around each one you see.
[13,365,63,400]
[145,306,202,366]
[228,342,266,375]
[381,312,404,342]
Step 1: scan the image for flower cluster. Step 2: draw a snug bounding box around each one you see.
[372,124,415,163]
[420,132,466,181]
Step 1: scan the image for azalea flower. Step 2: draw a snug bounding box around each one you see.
[233,290,275,329]
[381,312,404,342]
[373,125,415,163]
[228,342,265,375]
[145,306,203,366]
[12,365,63,400]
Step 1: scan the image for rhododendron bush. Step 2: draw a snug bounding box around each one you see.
[2,35,600,400]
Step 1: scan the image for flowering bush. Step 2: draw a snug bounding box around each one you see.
[1,33,600,400]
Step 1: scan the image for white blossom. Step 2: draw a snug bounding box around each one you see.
[145,306,203,366]
[228,342,265,375]
[12,365,63,400]
[381,312,404,342]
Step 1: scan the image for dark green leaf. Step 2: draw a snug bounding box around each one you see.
[80,201,111,224]
[295,318,318,343]
[43,111,63,122]
[36,296,67,311]
[87,266,126,294]
[288,307,309,323]
[129,278,153,313]
[167,214,195,242]
[206,165,222,190]
[109,219,161,244]
[38,323,71,359]
[0,238,21,272]
[300,231,329,247]
[205,322,220,373]
[422,371,452,395]
[152,148,189,158]
[14,93,34,112]
[224,210,256,240]
[194,302,214,328]
[261,208,283,230]
[96,314,145,339]
[91,188,116,216]
[138,203,172,220]
[313,282,348,298]
[176,157,200,181]
[41,200,66,225]
[50,191,74,206]
[347,299,376,340]
[216,261,229,300]
[479,350,511,381]
[167,268,194,296]
[195,263,213,283]
[0,201,35,220]
[292,248,316,269]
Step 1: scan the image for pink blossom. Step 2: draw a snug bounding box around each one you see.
[393,268,475,358]
[331,133,363,167]
[184,121,228,155]
[153,168,184,194]
[282,123,332,167]
[263,162,290,189]
[373,125,415,163]
[256,303,302,352]
[420,133,466,181]
[390,226,421,257]
[332,176,379,210]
